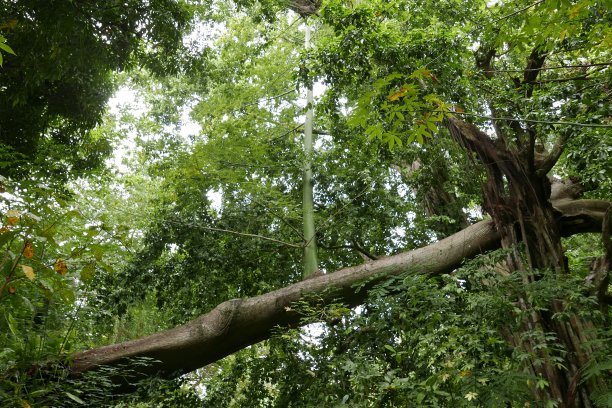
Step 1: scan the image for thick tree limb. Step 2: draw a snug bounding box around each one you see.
[535,134,569,177]
[69,199,610,388]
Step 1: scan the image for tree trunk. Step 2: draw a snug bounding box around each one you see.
[68,198,609,393]
[302,22,318,278]
[447,117,610,407]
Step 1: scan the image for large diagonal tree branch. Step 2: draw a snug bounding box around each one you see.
[69,199,610,388]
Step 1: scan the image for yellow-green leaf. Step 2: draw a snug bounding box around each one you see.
[6,210,20,225]
[21,264,35,281]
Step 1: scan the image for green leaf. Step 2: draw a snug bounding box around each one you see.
[65,392,85,404]
[426,121,437,133]
[7,313,20,337]
[0,41,16,55]
[0,229,17,249]
[80,263,96,282]
[39,223,57,239]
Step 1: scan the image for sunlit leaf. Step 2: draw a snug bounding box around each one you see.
[20,264,35,281]
[0,41,15,55]
[409,67,432,79]
[7,313,19,335]
[388,88,407,102]
[6,210,20,225]
[465,392,478,401]
[65,392,85,405]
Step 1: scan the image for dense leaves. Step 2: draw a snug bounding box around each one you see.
[201,250,612,407]
[0,0,611,406]
[0,0,194,182]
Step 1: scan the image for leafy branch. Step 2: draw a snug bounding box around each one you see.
[0,34,16,67]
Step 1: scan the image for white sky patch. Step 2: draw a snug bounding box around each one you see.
[107,86,144,173]
[108,86,146,117]
[338,96,352,116]
[466,205,483,219]
[207,189,223,212]
[314,133,332,150]
[391,225,406,247]
[107,84,202,173]
[183,20,226,51]
[301,322,326,344]
[180,107,202,138]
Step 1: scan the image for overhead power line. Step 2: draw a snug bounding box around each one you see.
[451,111,612,128]
[485,62,612,73]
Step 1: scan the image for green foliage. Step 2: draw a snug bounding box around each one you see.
[109,375,204,407]
[0,0,195,182]
[0,33,15,67]
[0,0,610,405]
[202,251,611,407]
[0,175,149,406]
[94,8,453,326]
[89,1,610,403]
[0,178,83,405]
[347,70,450,148]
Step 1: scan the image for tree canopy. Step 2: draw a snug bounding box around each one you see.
[0,0,194,181]
[1,0,611,407]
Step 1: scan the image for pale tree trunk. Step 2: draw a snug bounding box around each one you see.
[302,21,318,278]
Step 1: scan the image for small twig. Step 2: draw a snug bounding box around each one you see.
[218,160,289,169]
[241,89,296,108]
[268,123,303,143]
[492,0,546,24]
[350,238,379,260]
[199,225,303,248]
[319,240,379,260]
[484,62,612,73]
[309,185,372,246]
[535,73,602,84]
[0,239,26,298]
[252,198,304,240]
[59,305,82,355]
[449,111,612,128]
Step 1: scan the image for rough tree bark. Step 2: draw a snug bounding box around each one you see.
[446,55,609,404]
[69,198,609,394]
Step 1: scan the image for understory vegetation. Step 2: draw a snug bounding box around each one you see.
[1,0,611,406]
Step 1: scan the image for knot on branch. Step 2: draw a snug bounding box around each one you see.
[289,0,320,17]
[549,178,585,201]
